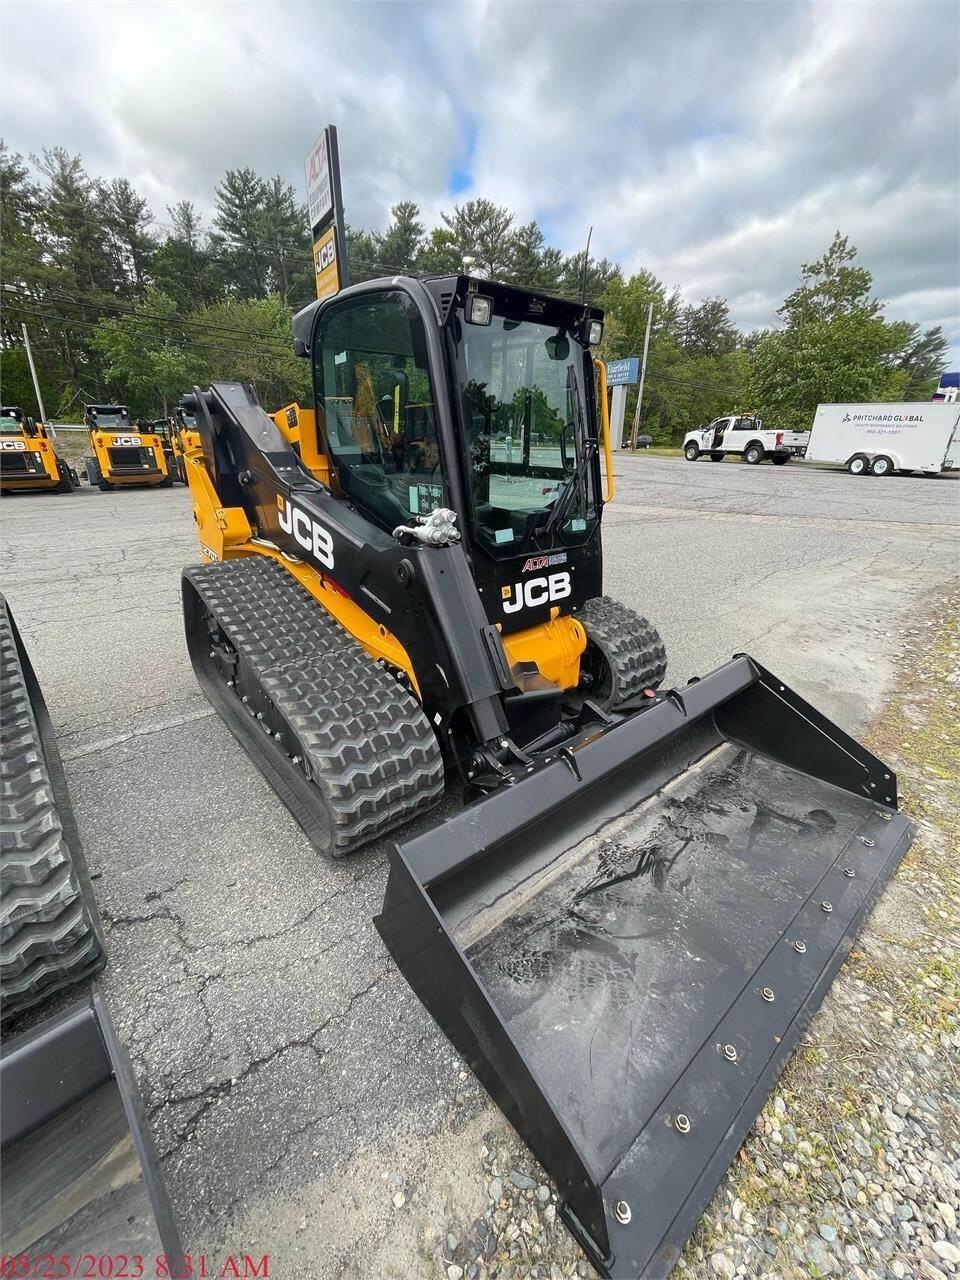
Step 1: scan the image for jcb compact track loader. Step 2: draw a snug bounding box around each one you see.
[180,275,913,1278]
[0,406,79,494]
[83,404,175,489]
[0,596,183,1266]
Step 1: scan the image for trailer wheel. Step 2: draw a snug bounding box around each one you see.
[847,454,869,476]
[743,443,764,465]
[870,455,893,477]
[709,453,725,462]
[684,443,700,461]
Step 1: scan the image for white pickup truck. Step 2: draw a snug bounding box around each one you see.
[683,415,810,465]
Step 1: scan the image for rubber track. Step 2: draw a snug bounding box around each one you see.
[575,595,668,704]
[1,598,104,1020]
[184,557,444,855]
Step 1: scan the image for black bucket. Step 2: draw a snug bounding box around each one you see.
[1,994,184,1271]
[376,655,913,1278]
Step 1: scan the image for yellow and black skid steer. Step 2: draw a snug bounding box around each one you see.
[83,404,175,489]
[179,275,913,1278]
[0,596,184,1266]
[0,405,79,495]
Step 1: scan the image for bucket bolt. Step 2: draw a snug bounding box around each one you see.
[613,1199,632,1225]
[760,987,775,1002]
[794,940,807,954]
[721,1043,738,1062]
[674,1113,691,1134]
[843,867,856,878]
[858,836,875,847]
[820,901,833,913]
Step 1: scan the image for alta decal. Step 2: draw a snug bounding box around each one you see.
[277,494,335,569]
[520,551,567,574]
[501,571,571,615]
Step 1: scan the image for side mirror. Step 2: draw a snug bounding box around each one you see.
[293,337,308,358]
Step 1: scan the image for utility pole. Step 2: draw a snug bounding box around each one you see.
[630,302,653,449]
[21,324,55,438]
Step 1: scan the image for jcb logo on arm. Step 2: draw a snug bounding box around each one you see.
[502,571,571,615]
[277,495,335,569]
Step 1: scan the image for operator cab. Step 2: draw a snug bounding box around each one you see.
[298,276,603,566]
[84,405,130,430]
[1,406,37,436]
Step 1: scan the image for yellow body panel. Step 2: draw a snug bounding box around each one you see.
[0,426,61,491]
[89,429,172,485]
[272,403,334,489]
[501,611,587,690]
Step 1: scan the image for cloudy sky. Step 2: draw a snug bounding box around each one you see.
[4,0,959,362]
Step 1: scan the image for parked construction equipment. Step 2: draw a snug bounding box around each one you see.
[0,595,183,1266]
[83,404,175,489]
[179,273,913,1277]
[0,406,79,494]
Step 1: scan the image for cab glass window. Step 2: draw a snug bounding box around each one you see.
[312,291,444,532]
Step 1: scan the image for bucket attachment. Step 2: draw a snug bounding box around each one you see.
[1,993,184,1269]
[376,656,913,1278]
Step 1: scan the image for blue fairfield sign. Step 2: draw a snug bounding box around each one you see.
[604,357,640,386]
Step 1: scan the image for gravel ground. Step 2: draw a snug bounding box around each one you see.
[1,456,958,1279]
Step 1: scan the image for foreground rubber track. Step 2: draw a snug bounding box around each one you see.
[0,598,105,1021]
[182,556,445,855]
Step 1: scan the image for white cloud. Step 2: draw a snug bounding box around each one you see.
[3,0,957,360]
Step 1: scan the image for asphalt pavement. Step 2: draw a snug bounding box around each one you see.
[1,455,958,1278]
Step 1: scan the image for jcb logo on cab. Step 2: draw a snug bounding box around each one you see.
[502,571,571,615]
[277,495,335,570]
[112,435,142,446]
[1,440,27,450]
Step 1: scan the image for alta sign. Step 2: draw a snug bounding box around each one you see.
[305,133,333,234]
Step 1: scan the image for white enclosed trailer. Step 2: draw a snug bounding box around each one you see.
[807,403,960,476]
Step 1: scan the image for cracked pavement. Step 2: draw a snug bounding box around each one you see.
[1,456,958,1277]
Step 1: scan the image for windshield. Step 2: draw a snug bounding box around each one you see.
[456,312,598,558]
[0,415,24,435]
[90,411,128,428]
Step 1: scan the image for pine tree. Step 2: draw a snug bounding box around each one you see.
[376,201,425,273]
[210,167,269,298]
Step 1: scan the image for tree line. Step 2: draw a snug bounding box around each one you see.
[0,142,947,437]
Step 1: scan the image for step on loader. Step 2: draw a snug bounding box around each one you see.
[1,596,183,1269]
[0,406,79,495]
[179,274,913,1278]
[83,404,175,489]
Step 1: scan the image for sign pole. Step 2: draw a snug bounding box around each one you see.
[22,323,53,437]
[326,126,350,290]
[630,302,654,449]
[610,385,628,451]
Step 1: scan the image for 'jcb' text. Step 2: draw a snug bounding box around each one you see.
[277,495,335,570]
[502,571,571,614]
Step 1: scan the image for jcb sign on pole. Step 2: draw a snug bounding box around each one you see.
[303,125,349,300]
[313,226,339,301]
